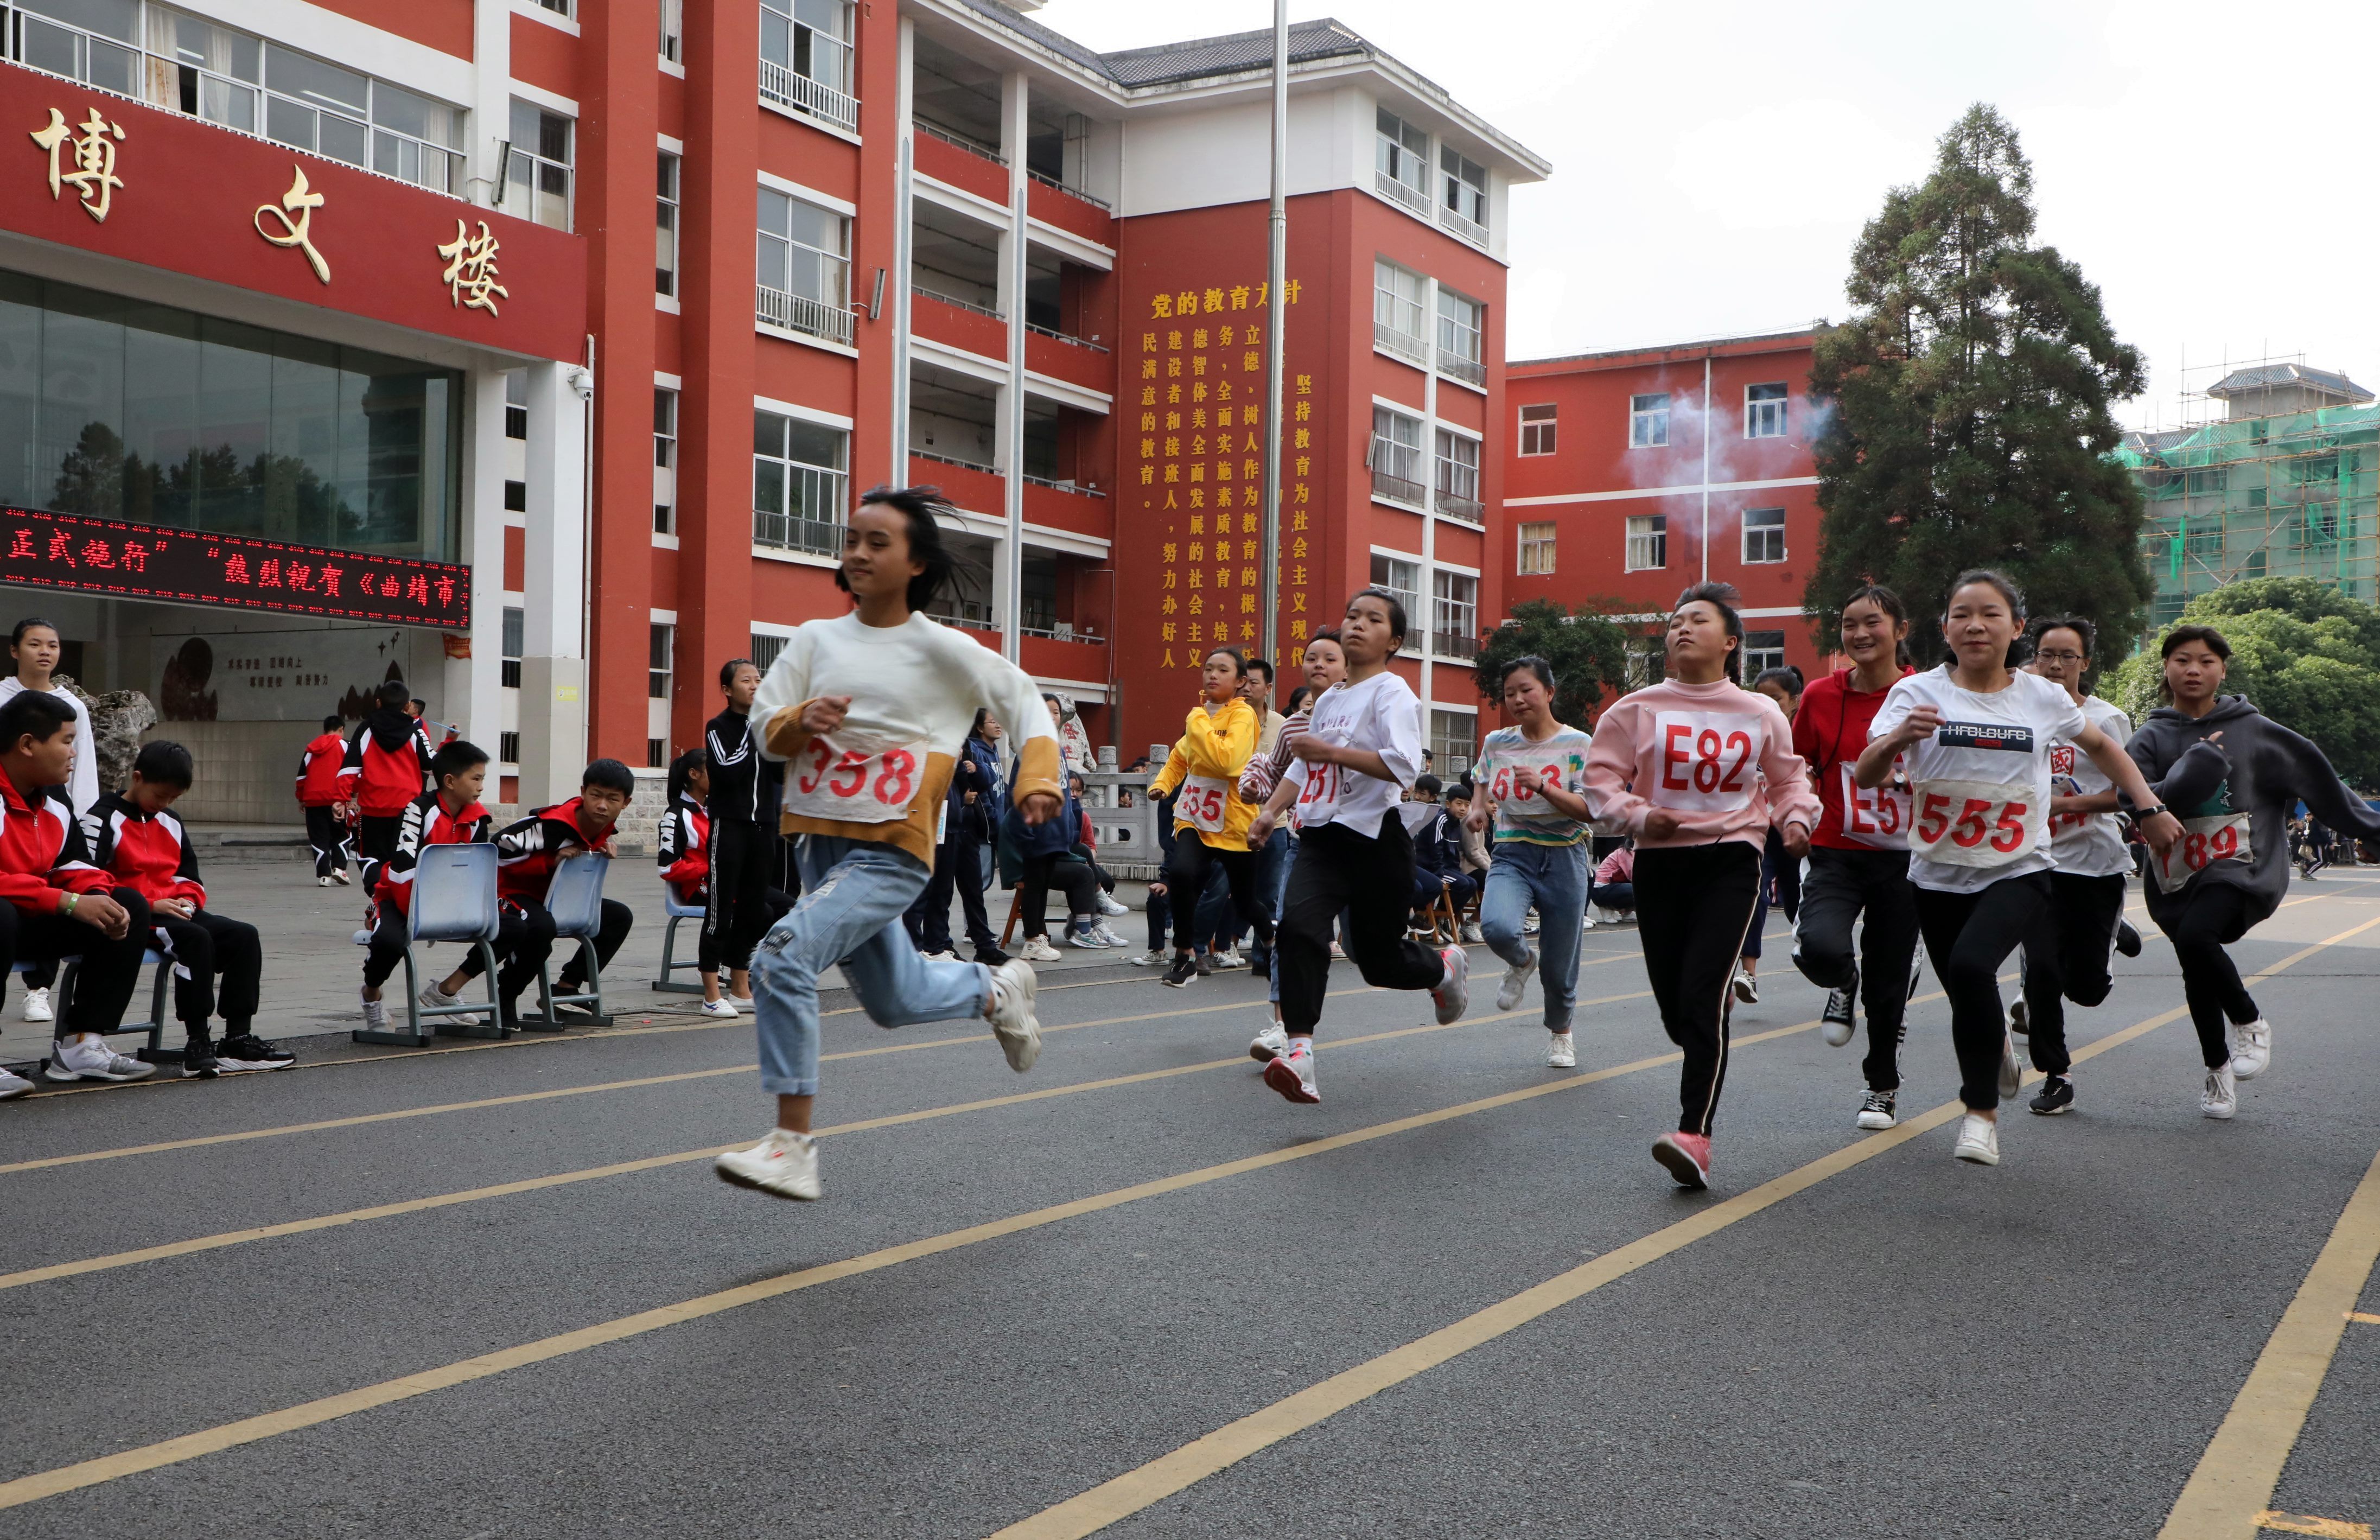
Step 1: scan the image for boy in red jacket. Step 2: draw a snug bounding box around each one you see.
[339,679,433,890]
[85,741,287,1078]
[358,739,493,1035]
[0,691,155,1099]
[296,713,351,887]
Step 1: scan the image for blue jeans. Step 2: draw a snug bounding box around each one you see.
[752,836,992,1097]
[1248,826,1291,965]
[1479,840,1590,1029]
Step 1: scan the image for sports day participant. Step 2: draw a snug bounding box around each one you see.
[1789,585,1923,1130]
[2009,616,2143,1116]
[2124,623,2380,1117]
[1246,592,1468,1105]
[1468,656,1595,1067]
[1859,572,2178,1167]
[1240,633,1344,1061]
[1147,647,1273,988]
[295,714,352,886]
[1584,583,1817,1188]
[712,487,1059,1202]
[658,748,739,1018]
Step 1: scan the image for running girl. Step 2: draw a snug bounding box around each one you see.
[2124,623,2380,1117]
[1860,572,2178,1168]
[1246,593,1467,1105]
[1468,656,1595,1068]
[1584,583,1818,1189]
[1148,647,1275,989]
[2012,615,2143,1117]
[1789,585,1921,1130]
[713,487,1059,1202]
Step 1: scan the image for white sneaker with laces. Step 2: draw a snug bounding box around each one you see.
[1460,921,1483,944]
[317,875,334,888]
[1090,924,1130,948]
[0,1065,33,1100]
[1129,948,1168,968]
[921,950,958,963]
[987,959,1041,1072]
[330,868,351,886]
[1731,971,1758,1006]
[2229,1018,2272,1080]
[2201,1062,2238,1119]
[419,981,480,1027]
[1213,947,1246,970]
[1497,947,1538,1013]
[1997,1030,2022,1102]
[1592,906,1633,927]
[1019,937,1061,963]
[1066,925,1108,950]
[1545,1031,1576,1068]
[714,1129,822,1200]
[360,989,390,1034]
[698,997,740,1019]
[1249,1022,1289,1062]
[1953,1113,2000,1165]
[1262,1043,1320,1104]
[1096,892,1129,917]
[44,1033,156,1083]
[1431,946,1470,1025]
[21,987,52,1024]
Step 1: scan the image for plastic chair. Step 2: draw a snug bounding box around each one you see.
[651,881,705,994]
[352,843,504,1046]
[519,853,612,1029]
[53,949,174,1060]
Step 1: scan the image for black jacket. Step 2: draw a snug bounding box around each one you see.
[706,708,780,826]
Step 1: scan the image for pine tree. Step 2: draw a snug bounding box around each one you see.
[1805,104,2149,664]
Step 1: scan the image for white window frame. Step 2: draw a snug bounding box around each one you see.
[1745,381,1789,440]
[1517,519,1556,575]
[506,99,574,231]
[1434,426,1481,523]
[1436,285,1484,385]
[648,620,674,701]
[657,150,680,300]
[1626,513,1668,571]
[501,606,525,689]
[760,0,858,133]
[1374,105,1430,213]
[659,0,683,63]
[1372,259,1428,364]
[1367,549,1422,650]
[1439,145,1488,238]
[1431,569,1479,659]
[1370,404,1426,506]
[758,185,854,345]
[653,387,678,538]
[1429,708,1478,778]
[1518,403,1556,456]
[1630,392,1670,449]
[1743,631,1787,678]
[753,408,850,557]
[1742,506,1786,565]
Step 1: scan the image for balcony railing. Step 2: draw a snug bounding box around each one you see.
[1023,473,1106,497]
[1439,205,1490,248]
[1434,488,1485,524]
[1375,168,1431,215]
[1432,630,1478,661]
[1028,168,1111,211]
[917,119,1005,164]
[1028,322,1110,354]
[1371,466,1426,507]
[915,285,1002,320]
[759,58,860,134]
[1373,321,1429,367]
[1024,622,1106,644]
[753,508,844,558]
[1438,351,1487,388]
[758,285,856,345]
[912,448,998,475]
[928,608,1000,634]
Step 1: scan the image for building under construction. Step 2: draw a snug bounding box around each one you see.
[2118,363,2378,626]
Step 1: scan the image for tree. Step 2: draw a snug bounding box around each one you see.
[1471,598,1632,731]
[2100,577,2380,789]
[1805,104,2150,664]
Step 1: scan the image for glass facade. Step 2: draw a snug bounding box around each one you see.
[0,271,462,561]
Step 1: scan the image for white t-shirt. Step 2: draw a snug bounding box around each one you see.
[1869,666,2088,893]
[2048,695,2133,879]
[1283,670,1423,840]
[0,678,98,813]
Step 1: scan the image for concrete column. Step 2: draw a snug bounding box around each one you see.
[468,0,513,209]
[518,357,591,807]
[888,16,916,479]
[453,364,511,760]
[997,69,1028,664]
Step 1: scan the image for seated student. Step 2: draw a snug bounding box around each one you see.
[429,759,635,1023]
[84,741,288,1078]
[1004,771,1103,957]
[1444,782,1487,941]
[659,748,737,1020]
[1590,843,1636,925]
[0,691,156,1097]
[1409,786,1477,913]
[359,740,494,1034]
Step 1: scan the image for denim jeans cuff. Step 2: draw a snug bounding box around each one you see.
[759,1076,821,1097]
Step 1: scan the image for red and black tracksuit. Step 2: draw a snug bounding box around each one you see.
[84,793,260,1042]
[658,790,722,975]
[361,790,493,990]
[296,729,350,880]
[450,798,634,1015]
[0,777,151,1040]
[704,707,785,972]
[339,709,433,889]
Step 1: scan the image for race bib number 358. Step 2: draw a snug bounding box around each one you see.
[1652,712,1763,813]
[782,733,926,825]
[1909,778,2042,869]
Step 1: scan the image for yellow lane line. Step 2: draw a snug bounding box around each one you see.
[2255,1514,2371,1539]
[0,992,1660,1294]
[2345,1313,2380,1326]
[0,1002,1840,1511]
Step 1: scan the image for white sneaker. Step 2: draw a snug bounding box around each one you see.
[1096,892,1129,917]
[1431,946,1470,1024]
[0,1065,33,1100]
[1460,921,1483,944]
[1953,1113,2000,1165]
[1249,1022,1289,1062]
[1545,1031,1576,1068]
[1090,924,1130,948]
[987,959,1041,1072]
[330,868,351,886]
[21,987,52,1023]
[714,1129,822,1200]
[1019,937,1061,963]
[419,981,480,1027]
[2229,1018,2272,1080]
[1731,970,1758,1005]
[698,997,740,1019]
[43,1033,155,1083]
[1592,906,1632,927]
[360,989,390,1033]
[1213,947,1247,970]
[2201,1063,2238,1119]
[1997,1030,2022,1102]
[920,950,958,963]
[1129,948,1169,968]
[1066,925,1109,950]
[1496,947,1537,1013]
[1262,1042,1320,1104]
[317,875,334,888]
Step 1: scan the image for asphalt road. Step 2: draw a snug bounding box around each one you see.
[3,873,2379,1539]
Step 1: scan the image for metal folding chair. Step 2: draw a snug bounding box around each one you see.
[651,882,705,994]
[520,852,612,1029]
[352,842,505,1046]
[55,949,174,1061]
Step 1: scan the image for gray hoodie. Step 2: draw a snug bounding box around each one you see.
[2125,695,2380,928]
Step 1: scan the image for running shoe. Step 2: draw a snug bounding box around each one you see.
[0,1065,31,1100]
[360,989,390,1034]
[43,1033,154,1083]
[2028,1075,2075,1116]
[1091,924,1131,949]
[2009,1000,2028,1037]
[330,868,351,886]
[316,876,334,888]
[1592,907,1634,927]
[2201,1063,2238,1119]
[1545,1031,1576,1068]
[974,944,1011,967]
[1161,953,1199,989]
[987,959,1041,1073]
[419,980,480,1027]
[1018,937,1061,963]
[1997,1031,2023,1101]
[1855,1089,1898,1130]
[1496,946,1538,1013]
[1129,949,1169,968]
[1522,914,1541,936]
[1731,970,1759,1006]
[1431,946,1471,1024]
[698,997,740,1020]
[1953,1113,2000,1165]
[714,1128,822,1201]
[181,1035,220,1080]
[1066,924,1108,950]
[1249,1022,1288,1062]
[218,1034,296,1072]
[1213,948,1247,970]
[1822,963,1859,1047]
[1460,921,1484,944]
[920,950,958,963]
[1194,951,1216,977]
[1263,1042,1320,1104]
[1096,892,1130,917]
[1652,1131,1710,1189]
[2229,1017,2272,1080]
[2115,919,2143,959]
[21,987,51,1023]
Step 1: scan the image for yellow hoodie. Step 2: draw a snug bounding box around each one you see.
[1149,697,1261,851]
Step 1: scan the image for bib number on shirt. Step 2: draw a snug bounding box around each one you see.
[1652,712,1761,813]
[1837,761,1911,849]
[782,734,926,825]
[1909,778,2042,869]
[1180,774,1231,835]
[1489,760,1562,805]
[2153,812,2252,895]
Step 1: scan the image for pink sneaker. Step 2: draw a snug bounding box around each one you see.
[1430,946,1470,1025]
[1652,1131,1711,1189]
[1263,1043,1321,1104]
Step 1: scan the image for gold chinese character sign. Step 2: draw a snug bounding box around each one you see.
[254,165,329,284]
[436,219,508,316]
[30,106,124,223]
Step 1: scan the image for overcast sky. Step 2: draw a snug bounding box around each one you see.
[1029,0,2379,430]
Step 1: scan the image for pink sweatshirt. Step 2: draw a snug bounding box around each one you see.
[1583,677,1819,850]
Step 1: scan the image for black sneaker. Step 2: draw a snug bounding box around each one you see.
[217,1033,296,1072]
[1821,962,1858,1046]
[2115,920,2143,959]
[1250,951,1271,981]
[1161,953,1199,989]
[181,1035,220,1079]
[974,944,1011,967]
[1193,952,1214,977]
[2029,1074,2076,1116]
[2009,1000,2028,1037]
[1855,1089,1897,1130]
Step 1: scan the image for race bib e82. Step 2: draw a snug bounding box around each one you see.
[782,733,927,825]
[1909,778,2043,869]
[1652,712,1764,813]
[1837,761,1910,849]
[2153,812,2252,895]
